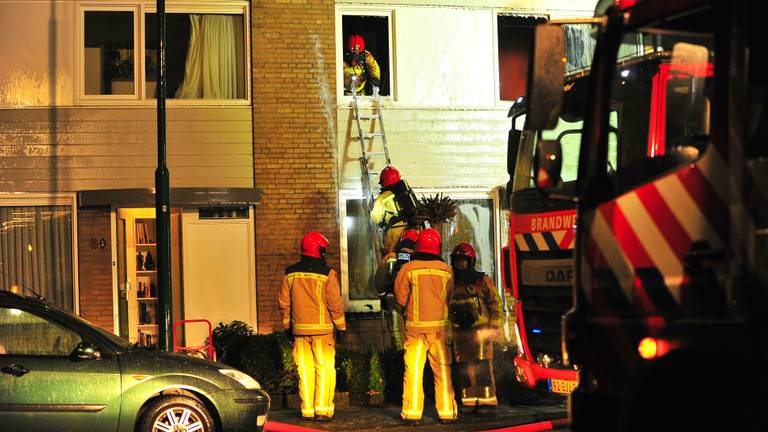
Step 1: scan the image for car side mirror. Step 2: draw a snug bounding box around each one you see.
[534,138,563,194]
[71,341,102,361]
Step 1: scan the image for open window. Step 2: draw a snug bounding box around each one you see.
[340,190,499,312]
[497,14,547,102]
[78,2,249,104]
[339,12,392,98]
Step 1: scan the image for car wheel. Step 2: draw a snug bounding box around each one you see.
[139,395,214,432]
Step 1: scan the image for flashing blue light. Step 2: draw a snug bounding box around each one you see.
[532,328,542,334]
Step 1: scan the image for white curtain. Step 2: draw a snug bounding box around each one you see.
[0,206,73,311]
[175,14,237,99]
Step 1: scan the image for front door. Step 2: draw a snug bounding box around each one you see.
[0,305,121,432]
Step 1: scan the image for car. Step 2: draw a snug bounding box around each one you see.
[0,290,270,432]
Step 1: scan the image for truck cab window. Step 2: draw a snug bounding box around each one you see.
[609,13,714,194]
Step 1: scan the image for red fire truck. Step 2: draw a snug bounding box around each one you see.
[504,31,712,395]
[523,0,764,430]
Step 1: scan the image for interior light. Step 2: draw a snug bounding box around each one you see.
[621,70,630,78]
[638,337,658,360]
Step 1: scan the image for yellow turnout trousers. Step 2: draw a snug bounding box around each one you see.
[453,329,497,407]
[401,331,457,421]
[293,334,336,418]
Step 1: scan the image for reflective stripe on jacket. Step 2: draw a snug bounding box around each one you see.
[279,258,346,335]
[394,256,453,333]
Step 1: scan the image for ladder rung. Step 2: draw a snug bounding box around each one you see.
[357,115,376,120]
[363,133,383,139]
[367,151,386,156]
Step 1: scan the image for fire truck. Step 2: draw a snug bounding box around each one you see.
[504,26,704,395]
[505,69,587,395]
[523,0,765,430]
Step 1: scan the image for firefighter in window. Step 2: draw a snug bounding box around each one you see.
[370,165,419,255]
[374,228,419,349]
[343,34,381,96]
[278,232,346,422]
[448,242,502,416]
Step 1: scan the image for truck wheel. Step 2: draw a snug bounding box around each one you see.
[139,395,214,432]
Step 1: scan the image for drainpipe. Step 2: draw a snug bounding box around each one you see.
[155,0,172,351]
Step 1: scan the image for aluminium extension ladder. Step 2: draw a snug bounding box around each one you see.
[351,82,391,264]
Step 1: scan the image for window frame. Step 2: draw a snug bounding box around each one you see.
[76,0,251,106]
[0,193,80,314]
[338,188,502,313]
[335,6,396,104]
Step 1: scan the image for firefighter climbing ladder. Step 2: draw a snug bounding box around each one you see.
[351,82,390,262]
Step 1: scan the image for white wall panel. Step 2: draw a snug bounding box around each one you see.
[395,7,495,107]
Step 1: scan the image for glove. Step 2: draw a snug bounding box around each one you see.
[284,327,294,342]
[334,329,346,343]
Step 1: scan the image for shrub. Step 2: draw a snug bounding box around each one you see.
[368,352,385,395]
[337,350,368,404]
[211,320,255,362]
[238,332,297,395]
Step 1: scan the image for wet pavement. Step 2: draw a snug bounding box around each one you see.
[267,396,567,432]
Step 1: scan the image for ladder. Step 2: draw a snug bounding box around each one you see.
[351,82,390,262]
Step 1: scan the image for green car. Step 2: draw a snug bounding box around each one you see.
[0,290,269,431]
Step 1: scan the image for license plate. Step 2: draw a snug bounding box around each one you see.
[549,378,578,394]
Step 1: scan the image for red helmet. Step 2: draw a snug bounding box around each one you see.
[346,34,365,53]
[451,242,477,269]
[416,228,442,255]
[379,166,401,188]
[301,231,329,258]
[400,229,419,243]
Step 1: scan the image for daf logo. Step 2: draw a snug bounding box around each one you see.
[546,268,573,283]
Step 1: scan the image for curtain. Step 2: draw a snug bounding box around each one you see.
[0,206,73,311]
[175,14,238,99]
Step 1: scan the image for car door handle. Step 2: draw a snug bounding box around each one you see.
[1,364,30,377]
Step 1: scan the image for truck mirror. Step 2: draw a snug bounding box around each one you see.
[534,138,563,193]
[526,25,566,130]
[507,128,521,176]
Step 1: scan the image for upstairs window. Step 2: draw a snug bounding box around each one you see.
[79,2,249,104]
[339,11,393,98]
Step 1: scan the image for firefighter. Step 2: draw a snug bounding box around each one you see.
[374,228,419,349]
[278,231,346,422]
[448,242,502,415]
[343,34,381,96]
[370,165,419,254]
[394,228,458,425]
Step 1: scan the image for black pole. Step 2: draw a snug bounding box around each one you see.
[155,0,172,351]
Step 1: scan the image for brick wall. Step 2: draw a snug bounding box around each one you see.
[252,0,339,333]
[77,207,114,332]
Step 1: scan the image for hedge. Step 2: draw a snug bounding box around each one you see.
[211,321,522,403]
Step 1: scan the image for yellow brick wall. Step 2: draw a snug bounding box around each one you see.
[252,0,339,333]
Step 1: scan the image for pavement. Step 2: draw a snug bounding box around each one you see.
[266,396,568,432]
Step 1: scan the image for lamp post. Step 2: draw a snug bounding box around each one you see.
[155,0,172,351]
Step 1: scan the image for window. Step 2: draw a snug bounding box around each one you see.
[340,12,392,97]
[609,14,714,193]
[340,192,498,312]
[497,15,547,102]
[0,196,77,312]
[84,11,135,96]
[79,2,249,103]
[0,307,82,356]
